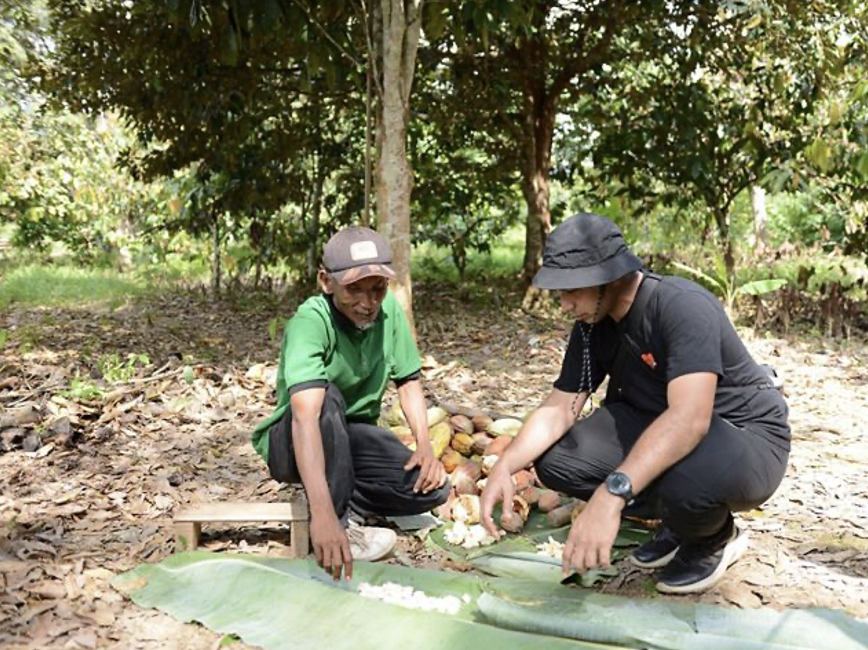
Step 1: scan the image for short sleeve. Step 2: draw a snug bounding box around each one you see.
[388,294,423,382]
[554,323,606,393]
[282,309,331,390]
[659,291,723,382]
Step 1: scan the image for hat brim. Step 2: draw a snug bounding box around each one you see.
[332,263,396,285]
[532,252,643,290]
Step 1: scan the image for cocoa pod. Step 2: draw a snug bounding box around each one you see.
[441,447,463,474]
[450,414,474,436]
[471,414,493,433]
[470,433,493,456]
[451,432,474,456]
[537,489,562,513]
[500,510,524,534]
[511,469,535,492]
[546,500,577,527]
[518,486,540,507]
[452,459,482,495]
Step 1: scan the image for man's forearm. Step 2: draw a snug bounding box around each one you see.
[291,416,338,520]
[499,392,585,475]
[397,379,430,443]
[618,407,707,495]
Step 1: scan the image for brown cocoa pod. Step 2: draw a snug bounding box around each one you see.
[500,509,524,534]
[471,414,493,433]
[519,486,540,507]
[450,414,474,436]
[512,469,535,492]
[537,489,561,513]
[452,459,483,495]
[546,501,577,527]
[470,433,493,455]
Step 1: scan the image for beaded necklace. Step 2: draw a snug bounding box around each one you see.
[570,285,606,420]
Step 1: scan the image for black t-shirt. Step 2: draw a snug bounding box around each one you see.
[554,275,787,428]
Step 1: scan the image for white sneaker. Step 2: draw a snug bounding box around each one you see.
[346,522,397,562]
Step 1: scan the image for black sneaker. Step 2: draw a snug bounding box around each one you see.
[629,526,681,569]
[656,523,749,594]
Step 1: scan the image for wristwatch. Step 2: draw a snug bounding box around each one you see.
[605,471,634,506]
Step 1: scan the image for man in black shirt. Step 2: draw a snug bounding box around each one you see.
[480,213,790,594]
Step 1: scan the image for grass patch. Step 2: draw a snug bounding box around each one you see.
[411,226,525,283]
[0,264,150,308]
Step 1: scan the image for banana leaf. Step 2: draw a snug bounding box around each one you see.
[427,511,652,563]
[114,552,868,650]
[112,552,613,650]
[469,551,619,587]
[477,587,868,650]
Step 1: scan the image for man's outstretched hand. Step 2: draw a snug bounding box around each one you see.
[404,439,447,494]
[479,463,514,540]
[561,486,623,575]
[310,512,353,581]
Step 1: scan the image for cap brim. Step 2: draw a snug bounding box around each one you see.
[532,252,643,290]
[332,263,396,285]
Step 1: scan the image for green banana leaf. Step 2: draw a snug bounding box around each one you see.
[114,552,868,650]
[469,551,619,587]
[427,511,652,563]
[477,587,868,650]
[112,552,612,650]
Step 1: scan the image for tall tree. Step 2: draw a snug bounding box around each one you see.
[424,0,655,306]
[589,1,858,281]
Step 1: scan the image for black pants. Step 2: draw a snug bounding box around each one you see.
[267,384,450,520]
[535,400,790,541]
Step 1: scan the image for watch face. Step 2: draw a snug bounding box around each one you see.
[607,472,631,497]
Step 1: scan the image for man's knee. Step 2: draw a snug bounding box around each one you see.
[534,446,598,501]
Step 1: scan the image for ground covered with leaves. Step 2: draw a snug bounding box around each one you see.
[1,284,867,649]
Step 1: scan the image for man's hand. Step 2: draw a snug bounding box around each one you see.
[479,463,514,540]
[404,439,446,494]
[310,512,353,581]
[562,486,624,575]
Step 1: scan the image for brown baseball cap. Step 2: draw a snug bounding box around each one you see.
[322,226,397,285]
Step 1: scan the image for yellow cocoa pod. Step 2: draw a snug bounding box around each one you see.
[429,421,453,458]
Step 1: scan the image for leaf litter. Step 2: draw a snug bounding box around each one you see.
[0,286,867,649]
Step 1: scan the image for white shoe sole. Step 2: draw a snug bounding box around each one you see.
[656,530,749,594]
[629,546,679,569]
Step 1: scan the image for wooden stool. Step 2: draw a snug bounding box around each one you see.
[173,500,310,558]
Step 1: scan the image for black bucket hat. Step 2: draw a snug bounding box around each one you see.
[532,213,643,290]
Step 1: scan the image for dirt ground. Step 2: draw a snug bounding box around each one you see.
[1,283,866,649]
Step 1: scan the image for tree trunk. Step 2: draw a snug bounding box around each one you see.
[374,0,423,337]
[306,161,325,285]
[751,185,768,254]
[518,84,555,310]
[712,207,736,285]
[211,210,221,297]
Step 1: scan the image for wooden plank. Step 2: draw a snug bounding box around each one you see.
[174,521,201,551]
[288,520,310,558]
[175,501,308,523]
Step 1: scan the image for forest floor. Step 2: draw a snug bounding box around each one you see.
[1,282,867,649]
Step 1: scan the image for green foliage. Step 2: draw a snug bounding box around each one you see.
[58,377,104,402]
[672,260,786,315]
[98,352,151,383]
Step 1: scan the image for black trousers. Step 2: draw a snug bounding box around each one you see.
[535,400,790,541]
[267,384,450,520]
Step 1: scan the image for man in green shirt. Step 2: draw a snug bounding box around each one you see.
[252,227,449,581]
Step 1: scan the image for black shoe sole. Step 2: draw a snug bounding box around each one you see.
[629,546,679,569]
[655,530,749,594]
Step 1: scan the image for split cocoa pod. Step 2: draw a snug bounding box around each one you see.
[500,495,530,533]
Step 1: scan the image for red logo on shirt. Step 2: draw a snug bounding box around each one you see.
[641,353,657,369]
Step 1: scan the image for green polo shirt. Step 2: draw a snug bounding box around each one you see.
[251,290,422,461]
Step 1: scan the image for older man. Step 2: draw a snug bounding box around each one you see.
[252,226,449,581]
[481,213,789,593]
